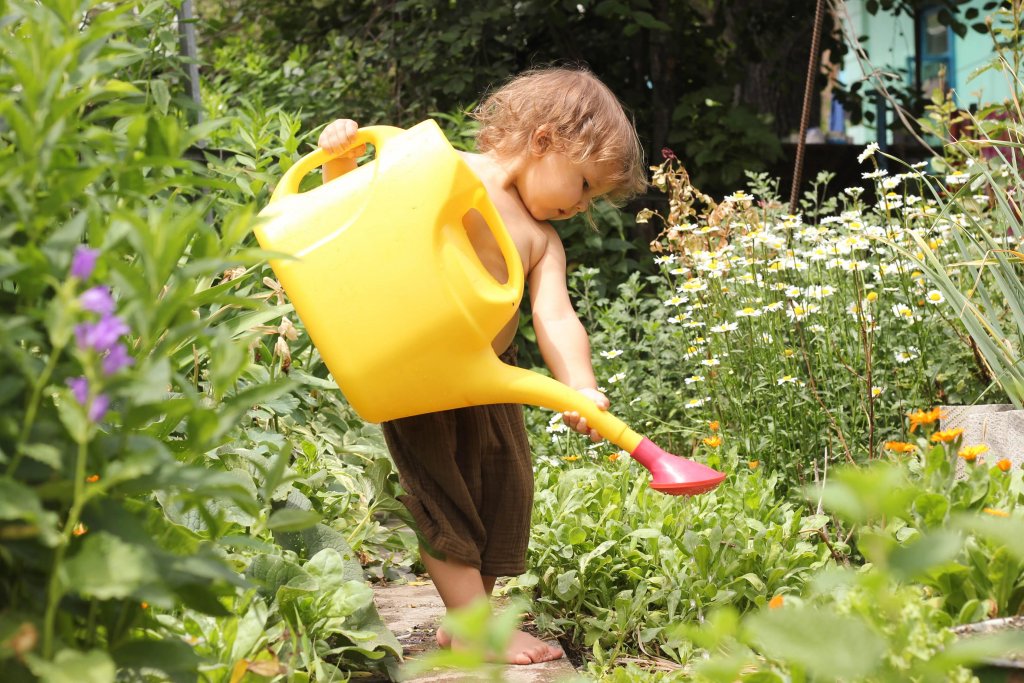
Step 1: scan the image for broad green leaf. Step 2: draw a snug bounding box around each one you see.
[889,529,964,580]
[111,638,202,677]
[64,531,159,600]
[0,480,60,546]
[266,508,321,532]
[744,605,884,678]
[26,648,115,683]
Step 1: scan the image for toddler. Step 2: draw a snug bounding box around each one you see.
[318,66,646,665]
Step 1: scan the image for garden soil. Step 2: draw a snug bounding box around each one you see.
[372,580,580,682]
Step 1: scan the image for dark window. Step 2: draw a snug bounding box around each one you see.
[914,6,956,97]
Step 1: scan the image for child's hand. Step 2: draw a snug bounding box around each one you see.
[563,387,610,442]
[318,119,366,158]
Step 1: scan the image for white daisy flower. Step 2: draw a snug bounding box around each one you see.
[710,321,739,333]
[894,347,920,363]
[857,142,879,163]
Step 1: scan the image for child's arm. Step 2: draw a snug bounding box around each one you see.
[318,119,366,182]
[529,225,609,442]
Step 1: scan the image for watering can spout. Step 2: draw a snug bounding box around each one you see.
[478,362,726,496]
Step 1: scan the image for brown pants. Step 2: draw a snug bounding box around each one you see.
[381,351,533,577]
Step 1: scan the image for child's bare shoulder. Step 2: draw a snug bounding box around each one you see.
[460,152,557,275]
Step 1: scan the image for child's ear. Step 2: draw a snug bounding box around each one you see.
[529,126,553,155]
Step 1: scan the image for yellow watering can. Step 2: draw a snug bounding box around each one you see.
[255,119,725,496]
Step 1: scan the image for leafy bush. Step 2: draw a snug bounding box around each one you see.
[0,1,407,679]
[512,451,831,667]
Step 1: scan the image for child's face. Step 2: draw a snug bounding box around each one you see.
[516,150,616,222]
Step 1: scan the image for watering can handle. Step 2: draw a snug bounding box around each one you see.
[268,125,405,204]
[470,187,525,298]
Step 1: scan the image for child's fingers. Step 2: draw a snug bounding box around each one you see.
[562,413,604,442]
[318,120,364,157]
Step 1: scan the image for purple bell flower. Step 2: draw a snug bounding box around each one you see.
[65,376,109,422]
[70,246,100,280]
[74,314,130,353]
[101,343,134,375]
[79,286,115,316]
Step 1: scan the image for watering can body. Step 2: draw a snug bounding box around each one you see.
[255,119,725,495]
[256,120,525,423]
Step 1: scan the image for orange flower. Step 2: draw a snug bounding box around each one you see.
[930,427,964,443]
[709,421,720,432]
[608,452,621,462]
[86,474,100,483]
[908,407,944,433]
[884,441,918,454]
[748,460,760,470]
[703,435,722,448]
[72,523,87,537]
[958,444,989,461]
[140,602,149,609]
[768,595,784,609]
[983,508,1009,517]
[996,458,1012,472]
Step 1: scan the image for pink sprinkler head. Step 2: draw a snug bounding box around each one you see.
[629,438,726,496]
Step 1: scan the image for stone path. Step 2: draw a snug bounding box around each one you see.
[372,581,580,682]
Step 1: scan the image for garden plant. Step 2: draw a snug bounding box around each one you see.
[2,0,1024,682]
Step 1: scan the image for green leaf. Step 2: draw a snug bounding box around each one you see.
[0,480,61,546]
[111,638,201,677]
[744,605,885,678]
[20,442,62,469]
[266,508,321,532]
[889,529,964,581]
[63,531,159,600]
[954,513,1024,560]
[26,648,115,683]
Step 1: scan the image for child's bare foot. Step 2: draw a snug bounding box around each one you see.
[435,627,564,665]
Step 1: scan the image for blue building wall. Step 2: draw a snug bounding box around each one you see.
[840,0,1012,145]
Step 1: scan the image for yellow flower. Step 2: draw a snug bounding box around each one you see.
[562,455,580,462]
[996,458,1012,472]
[884,441,918,454]
[768,595,785,609]
[983,508,1009,517]
[748,460,760,470]
[866,291,878,302]
[930,427,964,443]
[703,435,722,448]
[908,407,944,433]
[958,444,989,461]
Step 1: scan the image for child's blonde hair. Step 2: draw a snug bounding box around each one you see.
[474,66,647,205]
